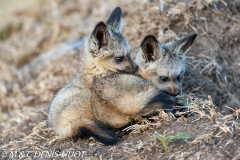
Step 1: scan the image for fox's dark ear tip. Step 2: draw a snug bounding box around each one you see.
[111,6,122,17]
[95,21,106,27]
[183,33,197,43]
[115,6,121,11]
[140,35,158,47]
[93,22,107,32]
[114,6,122,13]
[91,22,108,37]
[190,33,198,39]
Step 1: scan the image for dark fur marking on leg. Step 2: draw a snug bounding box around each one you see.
[77,121,120,145]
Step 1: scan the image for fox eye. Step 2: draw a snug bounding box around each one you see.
[115,56,124,63]
[177,75,183,81]
[160,76,168,82]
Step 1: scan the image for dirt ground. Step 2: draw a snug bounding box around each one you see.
[0,0,240,159]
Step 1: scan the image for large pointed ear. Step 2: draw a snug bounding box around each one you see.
[89,22,110,53]
[106,7,122,33]
[172,33,197,57]
[140,35,163,63]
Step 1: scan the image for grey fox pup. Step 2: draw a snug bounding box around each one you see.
[48,7,138,145]
[136,33,197,96]
[91,33,197,130]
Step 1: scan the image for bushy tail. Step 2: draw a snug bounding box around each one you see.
[78,121,120,145]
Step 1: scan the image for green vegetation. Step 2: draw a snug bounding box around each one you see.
[183,99,201,106]
[153,132,190,152]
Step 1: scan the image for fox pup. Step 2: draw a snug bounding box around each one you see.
[136,33,197,96]
[48,7,175,145]
[48,7,138,145]
[92,33,197,130]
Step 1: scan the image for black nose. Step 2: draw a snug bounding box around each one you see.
[134,65,139,70]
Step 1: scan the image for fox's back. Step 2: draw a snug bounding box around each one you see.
[48,76,91,127]
[92,74,160,128]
